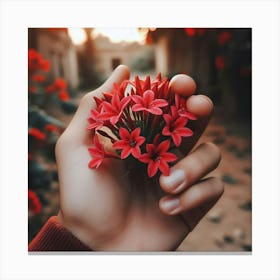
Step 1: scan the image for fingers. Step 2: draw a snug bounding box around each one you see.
[186,94,213,118]
[179,94,213,155]
[169,74,196,97]
[160,142,221,194]
[169,74,213,155]
[159,177,224,216]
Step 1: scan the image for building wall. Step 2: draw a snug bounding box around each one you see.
[35,29,79,89]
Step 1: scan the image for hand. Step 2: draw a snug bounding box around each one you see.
[55,65,224,251]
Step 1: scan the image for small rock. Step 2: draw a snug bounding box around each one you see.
[243,167,251,175]
[208,210,223,223]
[223,235,234,244]
[226,144,238,153]
[239,201,252,211]
[235,150,247,158]
[232,228,245,239]
[222,174,238,185]
[242,244,252,251]
[214,239,225,248]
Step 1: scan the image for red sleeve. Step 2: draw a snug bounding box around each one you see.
[28,216,91,251]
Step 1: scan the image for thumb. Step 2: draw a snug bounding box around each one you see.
[62,65,130,145]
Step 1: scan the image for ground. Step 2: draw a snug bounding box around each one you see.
[178,115,252,252]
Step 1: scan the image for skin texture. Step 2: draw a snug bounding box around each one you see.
[55,65,224,251]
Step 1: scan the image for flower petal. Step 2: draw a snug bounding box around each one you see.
[157,140,170,153]
[137,136,146,146]
[162,126,171,136]
[110,115,121,125]
[147,161,159,177]
[176,127,193,137]
[138,153,151,163]
[158,160,170,176]
[102,101,116,114]
[162,152,177,162]
[131,146,141,158]
[174,117,188,128]
[147,107,163,115]
[119,127,130,140]
[151,99,168,108]
[121,147,131,159]
[131,95,143,105]
[172,133,182,146]
[131,127,141,139]
[120,96,131,110]
[111,93,121,109]
[146,143,155,154]
[113,140,128,149]
[132,104,145,112]
[88,158,103,169]
[143,90,155,105]
[163,114,172,124]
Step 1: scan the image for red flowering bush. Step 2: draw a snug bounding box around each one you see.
[28,190,42,215]
[28,49,71,103]
[87,74,196,178]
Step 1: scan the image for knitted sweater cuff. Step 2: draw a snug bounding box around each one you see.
[28,216,91,251]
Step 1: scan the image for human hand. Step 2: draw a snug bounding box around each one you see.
[55,65,224,251]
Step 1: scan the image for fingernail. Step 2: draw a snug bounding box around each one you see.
[161,169,186,192]
[161,197,180,214]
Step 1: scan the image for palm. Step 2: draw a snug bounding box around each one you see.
[58,142,188,251]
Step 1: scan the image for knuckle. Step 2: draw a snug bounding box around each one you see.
[55,130,71,158]
[80,92,93,106]
[204,142,222,163]
[211,177,224,197]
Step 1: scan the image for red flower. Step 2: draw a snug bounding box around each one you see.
[139,140,177,177]
[58,91,70,101]
[163,106,193,147]
[218,31,232,46]
[215,56,225,70]
[44,78,67,94]
[131,89,168,115]
[175,95,197,120]
[28,86,37,94]
[44,124,58,132]
[100,94,130,125]
[88,135,105,169]
[31,74,46,83]
[113,127,145,159]
[39,59,50,72]
[45,84,55,94]
[184,28,196,36]
[87,109,104,130]
[54,78,67,90]
[28,49,50,73]
[28,190,42,215]
[28,128,46,141]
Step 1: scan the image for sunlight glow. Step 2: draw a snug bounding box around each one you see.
[92,28,147,44]
[68,28,87,45]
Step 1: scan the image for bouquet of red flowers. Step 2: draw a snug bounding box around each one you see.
[87,74,196,178]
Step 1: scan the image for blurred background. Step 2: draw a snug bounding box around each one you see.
[28,28,251,251]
